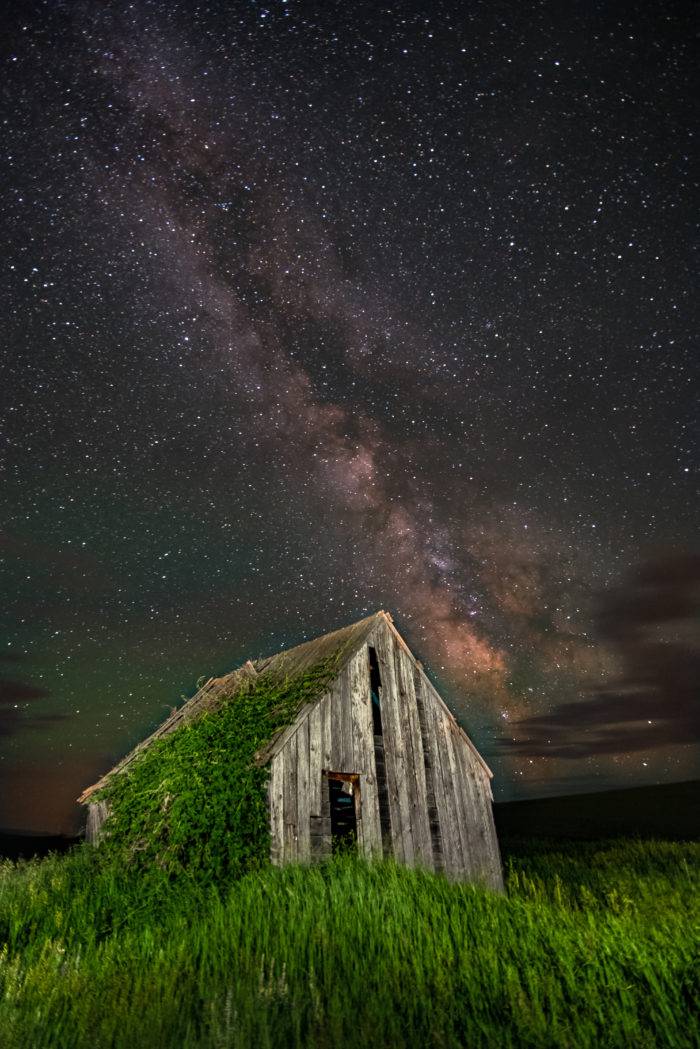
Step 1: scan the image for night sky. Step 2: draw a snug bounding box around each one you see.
[1,0,697,833]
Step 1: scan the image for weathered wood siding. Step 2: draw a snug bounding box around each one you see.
[268,643,383,864]
[268,617,503,890]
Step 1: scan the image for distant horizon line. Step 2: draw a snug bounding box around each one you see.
[2,777,697,838]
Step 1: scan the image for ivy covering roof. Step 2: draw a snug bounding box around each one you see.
[78,610,385,804]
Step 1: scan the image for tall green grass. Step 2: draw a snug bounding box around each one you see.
[0,839,697,1048]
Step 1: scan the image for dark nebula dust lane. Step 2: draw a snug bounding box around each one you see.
[0,0,697,832]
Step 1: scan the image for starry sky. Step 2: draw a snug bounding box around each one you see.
[1,0,697,833]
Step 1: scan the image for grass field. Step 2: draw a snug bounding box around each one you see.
[0,839,697,1048]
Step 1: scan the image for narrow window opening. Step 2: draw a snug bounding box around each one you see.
[325,772,359,854]
[368,644,392,854]
[368,645,383,737]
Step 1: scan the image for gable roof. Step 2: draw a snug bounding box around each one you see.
[78,609,493,804]
[78,610,384,803]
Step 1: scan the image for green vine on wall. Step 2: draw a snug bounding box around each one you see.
[93,655,341,887]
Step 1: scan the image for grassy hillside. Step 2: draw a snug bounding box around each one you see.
[0,839,697,1048]
[495,780,700,841]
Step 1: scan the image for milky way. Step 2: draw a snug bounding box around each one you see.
[1,1,697,831]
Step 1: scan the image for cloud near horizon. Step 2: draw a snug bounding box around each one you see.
[497,551,700,759]
[0,656,69,740]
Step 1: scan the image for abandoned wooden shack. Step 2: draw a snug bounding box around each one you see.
[78,610,503,889]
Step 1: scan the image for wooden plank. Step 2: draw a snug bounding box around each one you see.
[282,741,298,863]
[349,645,381,857]
[470,757,497,885]
[86,801,110,844]
[320,689,333,771]
[392,644,424,863]
[283,821,296,864]
[374,621,412,864]
[310,815,331,860]
[347,648,364,854]
[348,648,368,769]
[327,677,346,772]
[268,753,284,865]
[473,765,504,890]
[443,721,470,877]
[395,645,433,867]
[489,822,505,891]
[453,730,483,882]
[338,664,354,771]
[428,705,460,876]
[308,704,323,818]
[472,763,494,883]
[480,771,504,889]
[354,793,364,854]
[295,718,311,862]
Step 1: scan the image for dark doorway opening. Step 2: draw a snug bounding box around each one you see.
[326,773,359,854]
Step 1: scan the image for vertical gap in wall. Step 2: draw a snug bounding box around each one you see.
[368,645,392,856]
[414,668,443,871]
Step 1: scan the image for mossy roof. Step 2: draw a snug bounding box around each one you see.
[78,610,387,803]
